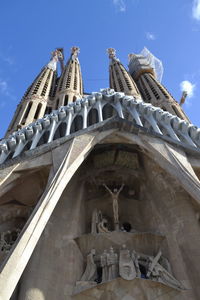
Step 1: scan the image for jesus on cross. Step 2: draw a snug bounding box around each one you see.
[103,183,124,230]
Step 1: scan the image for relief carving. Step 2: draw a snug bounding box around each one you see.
[75,245,185,294]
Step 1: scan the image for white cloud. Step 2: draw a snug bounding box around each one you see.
[180,80,195,98]
[0,80,8,94]
[192,0,200,20]
[146,32,156,40]
[0,79,15,100]
[112,0,126,12]
[0,53,14,66]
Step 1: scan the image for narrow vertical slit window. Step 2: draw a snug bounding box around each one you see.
[34,103,42,120]
[64,95,68,106]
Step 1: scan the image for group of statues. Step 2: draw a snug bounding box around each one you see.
[82,183,185,293]
[78,245,184,291]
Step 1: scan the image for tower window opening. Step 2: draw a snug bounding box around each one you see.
[20,101,33,124]
[74,76,77,90]
[59,69,66,91]
[56,98,59,109]
[149,74,170,99]
[23,84,33,98]
[64,95,68,106]
[115,68,124,91]
[144,75,160,100]
[74,64,78,90]
[34,103,42,120]
[66,76,71,88]
[139,78,151,102]
[41,72,51,96]
[32,69,46,94]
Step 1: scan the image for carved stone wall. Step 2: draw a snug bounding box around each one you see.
[6,141,198,299]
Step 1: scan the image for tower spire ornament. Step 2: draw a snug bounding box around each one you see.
[107,48,117,59]
[47,49,63,71]
[71,46,80,58]
[54,46,83,108]
[107,48,141,97]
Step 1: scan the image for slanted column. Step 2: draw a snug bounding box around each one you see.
[107,48,141,98]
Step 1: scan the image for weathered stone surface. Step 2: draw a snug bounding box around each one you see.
[0,122,200,299]
[72,277,182,300]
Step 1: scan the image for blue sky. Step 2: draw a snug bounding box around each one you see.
[0,0,200,138]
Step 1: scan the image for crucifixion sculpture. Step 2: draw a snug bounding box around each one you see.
[103,183,124,230]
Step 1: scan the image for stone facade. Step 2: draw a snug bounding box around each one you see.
[0,47,200,300]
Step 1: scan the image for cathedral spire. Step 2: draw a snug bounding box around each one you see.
[107,48,141,98]
[128,52,189,121]
[5,49,61,137]
[54,46,83,109]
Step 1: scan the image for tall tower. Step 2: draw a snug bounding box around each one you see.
[107,48,141,98]
[54,46,83,109]
[5,50,62,137]
[128,53,189,121]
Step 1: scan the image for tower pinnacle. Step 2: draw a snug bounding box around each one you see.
[47,49,63,71]
[128,51,189,121]
[107,48,117,59]
[5,49,60,136]
[54,46,83,108]
[107,48,141,98]
[71,46,80,58]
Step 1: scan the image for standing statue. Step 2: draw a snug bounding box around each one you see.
[91,209,99,234]
[119,244,136,280]
[107,247,118,280]
[81,249,97,282]
[103,183,124,230]
[100,250,108,282]
[132,250,141,278]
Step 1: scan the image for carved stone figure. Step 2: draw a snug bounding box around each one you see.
[103,183,124,230]
[107,247,118,280]
[132,250,141,277]
[150,261,183,289]
[81,249,97,282]
[107,48,116,59]
[159,256,172,273]
[146,251,184,289]
[100,250,108,282]
[91,209,109,234]
[119,244,136,280]
[91,209,99,234]
[97,218,109,233]
[146,250,162,278]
